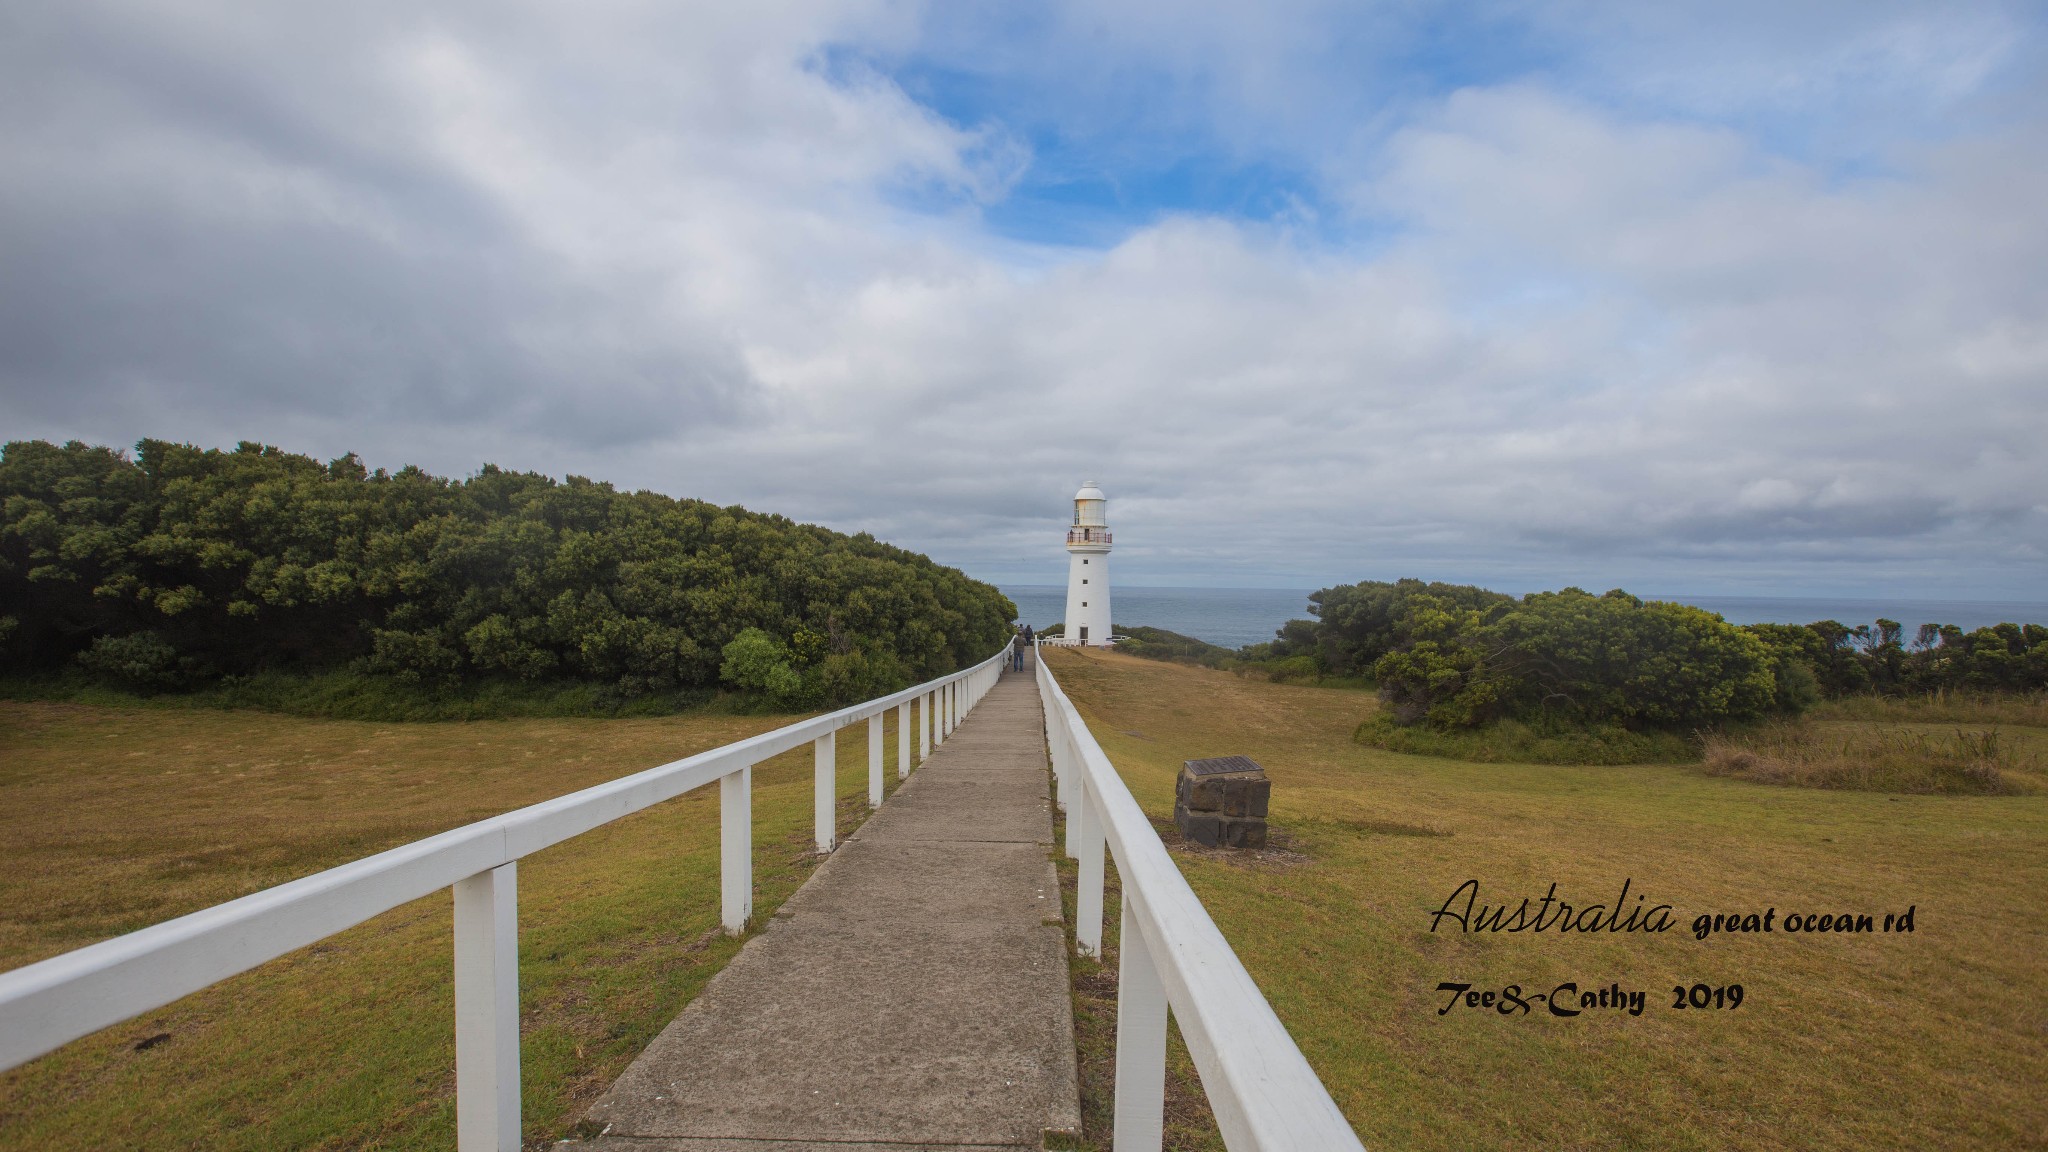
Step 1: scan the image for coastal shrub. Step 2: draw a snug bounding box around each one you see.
[74,631,194,690]
[1109,624,1236,666]
[1360,587,1779,732]
[1808,690,2048,728]
[719,627,806,708]
[1701,721,2037,795]
[1267,578,1515,677]
[1355,714,1699,765]
[0,438,1014,710]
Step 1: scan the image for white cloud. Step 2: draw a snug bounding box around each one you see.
[1,1,2043,596]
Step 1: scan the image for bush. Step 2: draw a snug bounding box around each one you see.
[1110,625,1236,667]
[0,438,1014,700]
[1360,587,1780,732]
[719,628,805,708]
[76,631,193,689]
[1260,579,2048,733]
[1355,714,1699,766]
[1701,721,2037,795]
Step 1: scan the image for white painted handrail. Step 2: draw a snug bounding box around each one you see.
[0,639,1013,1151]
[1036,643,1365,1152]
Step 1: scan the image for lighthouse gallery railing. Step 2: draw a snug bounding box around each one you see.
[1037,641,1365,1152]
[0,641,1011,1151]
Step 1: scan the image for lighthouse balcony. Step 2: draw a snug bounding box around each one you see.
[1065,527,1112,546]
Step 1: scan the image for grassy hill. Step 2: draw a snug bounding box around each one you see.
[1043,647,2046,1151]
[0,699,912,1150]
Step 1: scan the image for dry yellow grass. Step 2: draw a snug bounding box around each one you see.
[1044,647,2048,1152]
[1702,720,2044,795]
[0,699,903,1149]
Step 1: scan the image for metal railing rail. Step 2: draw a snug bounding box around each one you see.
[0,639,1013,1151]
[1036,642,1365,1152]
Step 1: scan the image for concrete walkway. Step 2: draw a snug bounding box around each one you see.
[576,666,1080,1151]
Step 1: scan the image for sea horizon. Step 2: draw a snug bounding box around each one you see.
[999,584,2048,651]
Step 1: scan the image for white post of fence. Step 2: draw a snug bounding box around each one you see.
[868,713,884,809]
[897,702,911,779]
[453,862,521,1152]
[720,765,751,934]
[1076,783,1104,958]
[920,693,932,760]
[1113,889,1168,1152]
[814,732,836,852]
[1061,730,1081,859]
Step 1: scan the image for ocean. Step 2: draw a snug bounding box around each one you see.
[997,585,2048,652]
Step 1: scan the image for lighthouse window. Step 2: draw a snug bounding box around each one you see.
[1082,579,1088,584]
[1082,559,1088,565]
[1082,602,1087,607]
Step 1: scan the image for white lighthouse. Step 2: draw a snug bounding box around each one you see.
[1062,481,1113,646]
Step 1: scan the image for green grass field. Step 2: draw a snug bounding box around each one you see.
[1043,648,2048,1151]
[0,700,916,1150]
[8,659,2045,1151]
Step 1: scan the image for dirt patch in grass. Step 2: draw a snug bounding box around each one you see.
[1701,721,2040,795]
[1147,814,1316,871]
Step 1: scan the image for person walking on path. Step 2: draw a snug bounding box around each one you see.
[1011,625,1027,671]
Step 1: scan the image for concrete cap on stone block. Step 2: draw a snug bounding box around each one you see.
[1183,755,1264,777]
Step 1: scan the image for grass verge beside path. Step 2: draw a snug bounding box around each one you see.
[1043,647,2048,1152]
[1048,800,1223,1152]
[0,700,910,1150]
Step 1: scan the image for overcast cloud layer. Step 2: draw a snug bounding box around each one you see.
[3,0,2044,595]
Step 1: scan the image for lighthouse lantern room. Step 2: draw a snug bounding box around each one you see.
[1062,481,1112,646]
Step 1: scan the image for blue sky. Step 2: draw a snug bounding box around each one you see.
[3,0,2045,596]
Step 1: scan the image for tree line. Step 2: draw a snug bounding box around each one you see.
[1246,579,2048,732]
[0,439,1015,707]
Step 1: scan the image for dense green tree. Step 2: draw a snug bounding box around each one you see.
[0,439,1013,705]
[1262,578,2045,735]
[1366,588,1777,731]
[1270,578,1515,677]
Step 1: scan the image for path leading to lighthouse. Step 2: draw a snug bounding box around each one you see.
[575,665,1080,1151]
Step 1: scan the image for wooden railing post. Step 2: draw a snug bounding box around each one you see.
[896,702,911,779]
[720,765,751,934]
[920,692,933,760]
[868,713,884,809]
[814,732,836,852]
[1076,780,1104,958]
[1113,889,1168,1152]
[453,862,521,1152]
[1057,734,1077,855]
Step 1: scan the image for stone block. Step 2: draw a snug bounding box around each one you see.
[1176,811,1224,847]
[1173,756,1269,849]
[1219,817,1267,849]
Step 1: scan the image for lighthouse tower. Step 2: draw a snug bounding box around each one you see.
[1062,481,1112,646]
